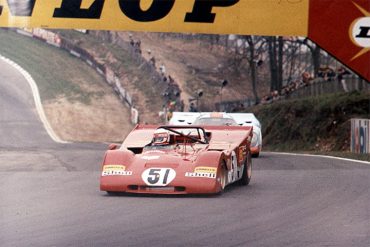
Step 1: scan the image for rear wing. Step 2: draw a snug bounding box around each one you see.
[204,125,253,150]
[122,124,253,151]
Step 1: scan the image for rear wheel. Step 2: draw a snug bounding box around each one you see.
[239,151,252,186]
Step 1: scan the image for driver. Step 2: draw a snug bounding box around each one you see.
[152,129,170,146]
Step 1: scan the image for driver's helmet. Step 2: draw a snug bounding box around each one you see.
[152,129,170,145]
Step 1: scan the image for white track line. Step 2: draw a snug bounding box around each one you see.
[0,54,67,144]
[266,152,370,165]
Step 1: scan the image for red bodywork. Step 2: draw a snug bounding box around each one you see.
[100,125,253,195]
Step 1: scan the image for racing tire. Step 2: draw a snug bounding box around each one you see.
[252,152,260,158]
[218,161,227,193]
[239,151,252,186]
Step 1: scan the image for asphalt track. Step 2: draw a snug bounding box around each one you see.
[1,58,370,247]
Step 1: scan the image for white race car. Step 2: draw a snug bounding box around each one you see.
[169,112,262,157]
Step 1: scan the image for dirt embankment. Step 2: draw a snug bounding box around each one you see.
[115,32,271,111]
[53,31,272,129]
[44,95,132,143]
[40,31,273,142]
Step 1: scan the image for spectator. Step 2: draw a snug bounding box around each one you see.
[261,95,272,105]
[149,56,156,67]
[318,66,336,81]
[272,90,280,101]
[168,75,175,84]
[129,37,134,47]
[337,66,350,92]
[159,64,166,75]
[327,67,336,81]
[189,102,197,112]
[135,40,141,49]
[302,72,313,85]
[179,100,185,112]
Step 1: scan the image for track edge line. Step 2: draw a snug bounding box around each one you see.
[0,54,68,144]
[266,151,370,165]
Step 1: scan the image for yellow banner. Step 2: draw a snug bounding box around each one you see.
[0,0,309,36]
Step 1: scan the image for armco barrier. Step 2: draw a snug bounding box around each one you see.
[290,76,370,100]
[351,119,370,154]
[15,28,139,124]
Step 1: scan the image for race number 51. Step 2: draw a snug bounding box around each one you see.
[142,168,176,186]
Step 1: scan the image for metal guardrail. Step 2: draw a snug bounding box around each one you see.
[289,76,370,99]
[218,76,369,112]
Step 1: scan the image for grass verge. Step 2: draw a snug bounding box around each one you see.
[0,28,107,104]
[249,91,370,159]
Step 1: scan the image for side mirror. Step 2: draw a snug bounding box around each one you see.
[108,143,118,150]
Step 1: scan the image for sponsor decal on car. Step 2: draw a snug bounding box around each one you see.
[195,167,217,173]
[102,165,132,176]
[185,166,217,179]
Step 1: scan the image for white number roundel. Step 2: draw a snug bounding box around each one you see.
[142,168,176,186]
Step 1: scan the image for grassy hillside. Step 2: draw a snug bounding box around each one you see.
[249,91,370,160]
[0,28,107,103]
[0,28,133,142]
[55,30,167,123]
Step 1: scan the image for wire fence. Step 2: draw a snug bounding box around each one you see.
[219,76,369,112]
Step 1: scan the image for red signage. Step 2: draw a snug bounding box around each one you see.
[309,0,370,82]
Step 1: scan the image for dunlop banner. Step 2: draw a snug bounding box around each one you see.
[0,0,369,81]
[0,0,309,36]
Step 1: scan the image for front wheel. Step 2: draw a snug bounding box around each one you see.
[239,151,252,186]
[218,161,227,193]
[252,152,260,158]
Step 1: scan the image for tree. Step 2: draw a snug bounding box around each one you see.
[243,36,260,104]
[295,38,321,76]
[266,36,284,92]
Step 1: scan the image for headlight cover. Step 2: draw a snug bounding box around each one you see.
[251,132,258,147]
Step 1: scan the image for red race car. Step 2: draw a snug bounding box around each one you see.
[100,125,253,195]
